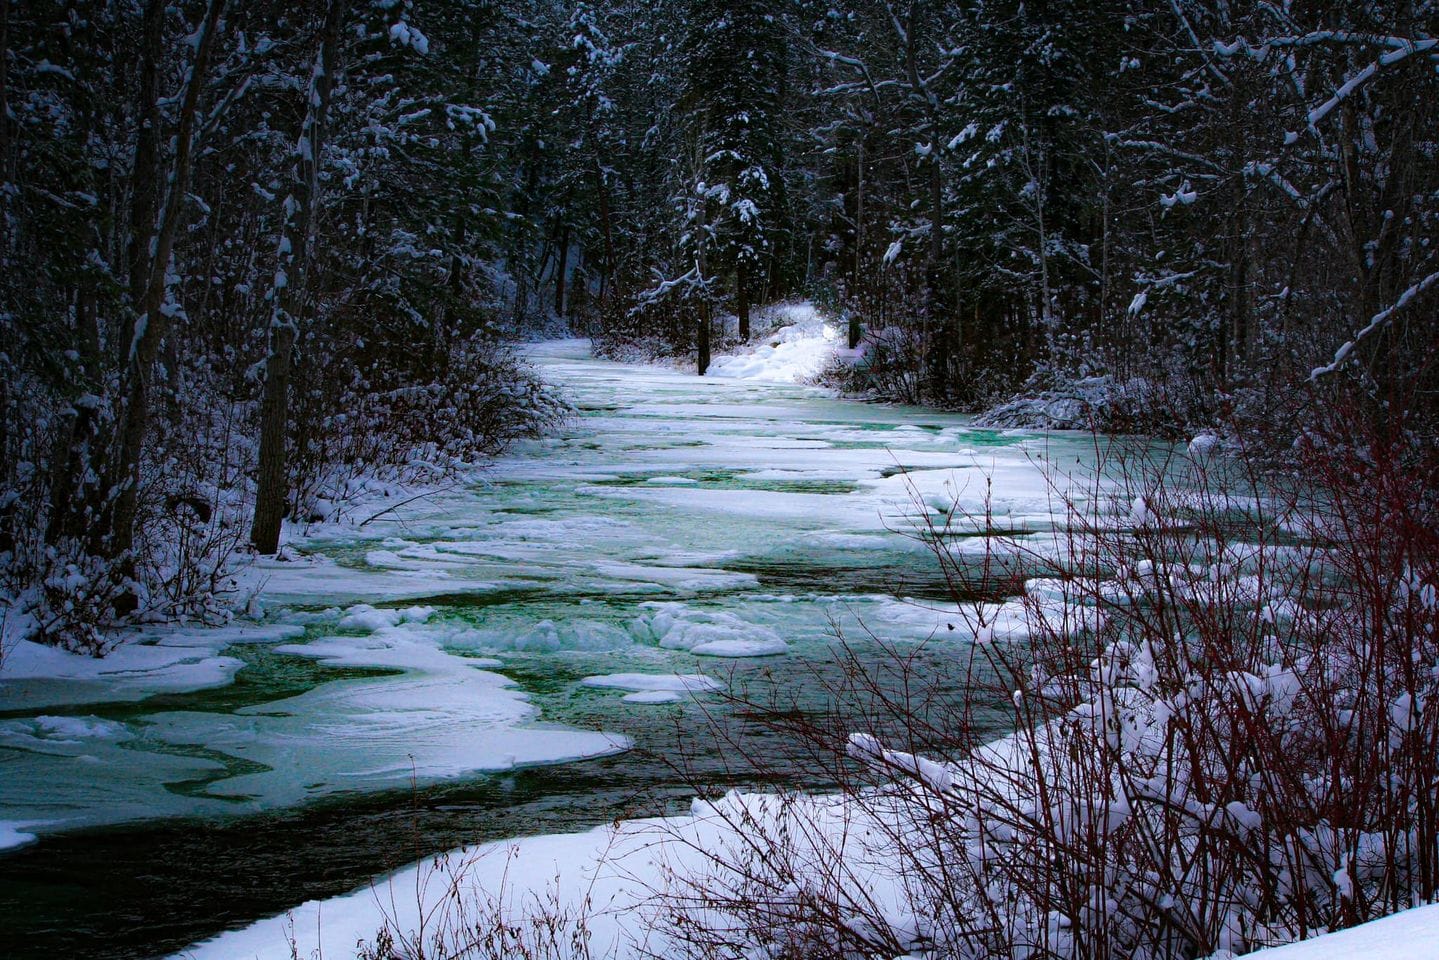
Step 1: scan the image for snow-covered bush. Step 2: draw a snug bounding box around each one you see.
[287,335,569,524]
[3,360,252,653]
[975,374,1202,437]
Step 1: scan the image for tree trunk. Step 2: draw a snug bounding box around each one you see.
[0,0,10,184]
[45,398,99,545]
[592,159,615,314]
[126,0,165,306]
[554,223,570,317]
[0,380,10,557]
[251,0,346,555]
[737,263,750,341]
[698,303,711,376]
[103,0,226,562]
[250,323,295,553]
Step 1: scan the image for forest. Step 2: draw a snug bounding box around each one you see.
[2,0,1436,646]
[2,4,1438,958]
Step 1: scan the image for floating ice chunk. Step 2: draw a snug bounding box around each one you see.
[631,602,788,656]
[364,550,413,570]
[336,604,434,632]
[811,533,896,550]
[524,619,632,652]
[580,673,722,693]
[644,476,699,485]
[690,637,788,657]
[32,715,129,742]
[455,618,633,654]
[1188,432,1221,457]
[621,690,683,704]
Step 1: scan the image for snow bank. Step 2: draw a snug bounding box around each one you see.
[1238,903,1439,959]
[707,302,843,383]
[0,820,39,851]
[173,791,879,960]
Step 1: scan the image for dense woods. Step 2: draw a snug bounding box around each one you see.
[2,0,1436,647]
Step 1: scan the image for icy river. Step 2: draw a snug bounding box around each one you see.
[0,336,1104,958]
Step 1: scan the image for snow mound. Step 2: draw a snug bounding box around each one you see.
[1238,902,1439,959]
[630,602,789,657]
[707,302,842,383]
[337,603,435,632]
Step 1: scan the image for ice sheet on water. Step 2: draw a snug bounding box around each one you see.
[142,621,628,804]
[0,621,305,710]
[0,617,627,840]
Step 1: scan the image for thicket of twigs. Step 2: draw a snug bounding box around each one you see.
[652,397,1438,959]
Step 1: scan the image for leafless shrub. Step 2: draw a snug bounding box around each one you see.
[342,844,598,960]
[650,415,1438,959]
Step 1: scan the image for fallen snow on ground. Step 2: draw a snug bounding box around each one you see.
[706,302,844,383]
[1237,903,1439,959]
[175,791,880,960]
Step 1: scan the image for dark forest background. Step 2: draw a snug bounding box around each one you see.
[2,0,1436,647]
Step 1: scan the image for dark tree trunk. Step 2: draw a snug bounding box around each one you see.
[737,263,750,341]
[0,0,10,184]
[251,0,346,555]
[126,0,165,306]
[698,306,711,376]
[554,224,570,317]
[45,398,99,545]
[251,324,296,553]
[103,0,226,562]
[593,159,615,313]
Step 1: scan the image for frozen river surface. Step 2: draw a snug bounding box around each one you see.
[0,338,1101,957]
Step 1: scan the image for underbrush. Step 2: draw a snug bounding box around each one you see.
[1,337,564,654]
[654,407,1438,958]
